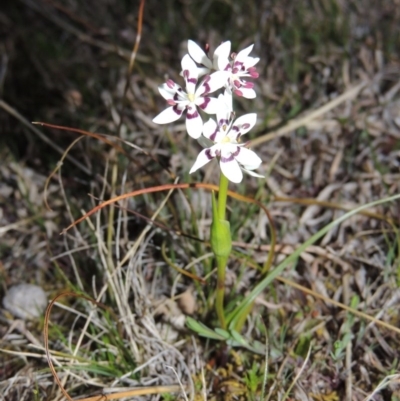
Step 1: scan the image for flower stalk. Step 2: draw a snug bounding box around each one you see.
[210,173,231,329]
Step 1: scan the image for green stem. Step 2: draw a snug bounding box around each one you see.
[216,255,227,329]
[217,173,229,220]
[213,172,230,330]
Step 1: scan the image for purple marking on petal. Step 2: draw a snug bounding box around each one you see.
[248,67,259,78]
[183,69,198,85]
[205,148,214,160]
[232,146,241,157]
[231,125,239,133]
[221,155,232,162]
[242,123,250,129]
[199,75,211,95]
[186,107,199,119]
[218,118,229,127]
[173,104,184,116]
[198,96,211,110]
[221,146,240,163]
[209,127,219,141]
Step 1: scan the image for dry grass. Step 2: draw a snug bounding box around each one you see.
[1,0,400,400]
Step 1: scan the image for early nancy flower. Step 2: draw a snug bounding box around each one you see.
[190,101,263,183]
[153,54,227,139]
[186,40,226,77]
[216,42,259,99]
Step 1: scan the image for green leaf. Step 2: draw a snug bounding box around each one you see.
[214,328,231,340]
[228,193,400,329]
[294,335,311,358]
[230,329,249,346]
[350,295,360,309]
[186,317,225,340]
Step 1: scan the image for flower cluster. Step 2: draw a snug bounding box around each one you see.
[153,40,263,183]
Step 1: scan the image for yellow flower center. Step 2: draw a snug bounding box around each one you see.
[187,93,195,103]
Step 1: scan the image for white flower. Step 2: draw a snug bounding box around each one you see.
[189,101,263,183]
[153,54,227,139]
[187,40,259,99]
[216,42,259,99]
[186,40,226,77]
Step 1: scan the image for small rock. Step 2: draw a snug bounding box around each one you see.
[3,284,47,320]
[178,288,196,315]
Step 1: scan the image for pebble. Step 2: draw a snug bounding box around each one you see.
[3,284,47,320]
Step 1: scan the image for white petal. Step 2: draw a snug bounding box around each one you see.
[209,71,230,92]
[153,106,183,124]
[231,113,257,136]
[243,168,264,178]
[182,67,209,78]
[235,147,262,170]
[196,66,211,77]
[202,118,218,139]
[188,40,213,69]
[243,56,260,69]
[223,87,233,97]
[214,41,231,71]
[217,92,233,115]
[185,107,203,138]
[235,86,257,99]
[181,54,199,94]
[235,44,254,63]
[189,147,216,174]
[214,93,233,135]
[220,159,243,183]
[195,96,223,115]
[220,143,240,158]
[223,91,233,111]
[181,54,198,76]
[214,41,231,58]
[158,81,184,100]
[195,71,228,98]
[158,86,174,101]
